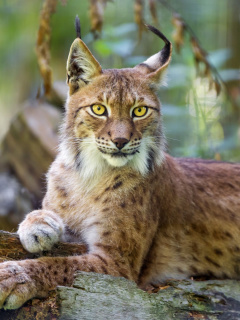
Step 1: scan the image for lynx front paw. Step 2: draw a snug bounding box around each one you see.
[0,261,39,310]
[18,210,65,253]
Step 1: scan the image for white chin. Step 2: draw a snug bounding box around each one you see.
[102,154,132,167]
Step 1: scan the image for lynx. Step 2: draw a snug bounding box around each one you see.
[0,20,240,310]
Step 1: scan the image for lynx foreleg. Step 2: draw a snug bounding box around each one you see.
[0,252,132,310]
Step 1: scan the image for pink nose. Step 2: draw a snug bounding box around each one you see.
[112,137,129,150]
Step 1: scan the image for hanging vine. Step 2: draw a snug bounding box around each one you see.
[36,0,58,97]
[36,0,227,100]
[87,0,226,97]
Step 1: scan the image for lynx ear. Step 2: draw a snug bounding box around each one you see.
[134,25,172,84]
[66,38,102,95]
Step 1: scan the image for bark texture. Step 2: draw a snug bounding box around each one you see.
[58,272,240,320]
[0,231,86,263]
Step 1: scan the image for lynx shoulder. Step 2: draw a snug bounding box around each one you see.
[0,21,239,310]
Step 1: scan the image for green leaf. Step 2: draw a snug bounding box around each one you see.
[93,40,113,57]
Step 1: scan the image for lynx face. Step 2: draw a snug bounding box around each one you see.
[61,25,172,180]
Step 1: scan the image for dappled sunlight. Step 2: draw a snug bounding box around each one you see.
[188,77,221,120]
[186,77,225,158]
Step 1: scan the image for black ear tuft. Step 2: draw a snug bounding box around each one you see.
[145,24,171,67]
[145,24,170,46]
[134,24,172,83]
[75,15,81,39]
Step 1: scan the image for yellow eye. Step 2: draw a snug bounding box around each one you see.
[91,104,107,116]
[132,106,148,118]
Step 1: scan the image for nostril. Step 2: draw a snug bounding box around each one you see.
[112,138,129,150]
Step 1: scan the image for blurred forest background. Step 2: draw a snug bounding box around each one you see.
[0,0,240,161]
[0,0,239,230]
[1,0,239,159]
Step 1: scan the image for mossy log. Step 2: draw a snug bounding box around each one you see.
[58,273,240,320]
[0,231,240,319]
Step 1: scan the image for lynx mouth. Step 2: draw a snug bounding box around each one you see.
[98,149,139,157]
[99,149,136,167]
[111,152,127,158]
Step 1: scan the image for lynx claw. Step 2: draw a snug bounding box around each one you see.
[0,261,36,310]
[18,210,65,253]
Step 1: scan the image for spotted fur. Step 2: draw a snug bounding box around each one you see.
[0,25,240,310]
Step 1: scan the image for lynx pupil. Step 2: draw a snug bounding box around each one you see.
[133,106,148,117]
[91,104,106,116]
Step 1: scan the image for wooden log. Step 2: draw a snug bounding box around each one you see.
[58,273,240,319]
[0,232,240,319]
[3,272,239,320]
[0,100,61,200]
[0,231,87,262]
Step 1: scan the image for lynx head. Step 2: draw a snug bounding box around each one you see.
[61,21,172,181]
